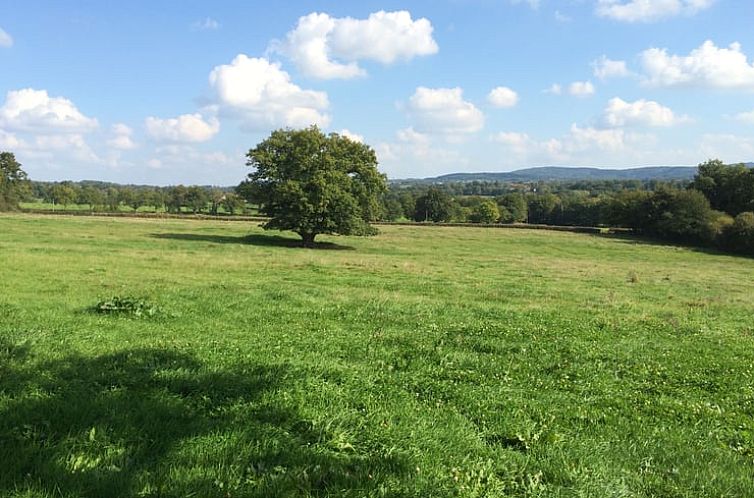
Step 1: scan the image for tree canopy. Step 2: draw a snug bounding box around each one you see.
[0,151,29,211]
[690,159,754,216]
[244,127,387,246]
[412,188,454,222]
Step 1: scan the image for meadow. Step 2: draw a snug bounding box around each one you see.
[1,213,753,497]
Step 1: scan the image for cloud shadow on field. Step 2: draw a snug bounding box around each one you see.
[150,232,355,250]
[0,346,406,497]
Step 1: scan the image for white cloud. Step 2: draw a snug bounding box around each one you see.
[209,54,330,129]
[192,17,220,31]
[592,56,631,79]
[339,129,364,143]
[375,127,468,178]
[0,130,26,149]
[493,132,539,156]
[488,86,519,108]
[494,124,652,164]
[271,11,438,79]
[546,83,562,95]
[107,123,137,150]
[0,88,98,133]
[734,109,754,124]
[0,28,12,48]
[568,81,596,97]
[567,124,632,152]
[28,134,100,163]
[640,40,754,89]
[700,134,754,162]
[145,113,220,143]
[596,0,715,22]
[602,97,688,127]
[396,126,431,146]
[406,87,484,136]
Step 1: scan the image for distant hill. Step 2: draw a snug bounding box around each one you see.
[406,163,754,183]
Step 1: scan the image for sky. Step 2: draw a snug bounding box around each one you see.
[1,0,754,185]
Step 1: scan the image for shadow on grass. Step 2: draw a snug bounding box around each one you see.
[151,232,355,250]
[598,232,751,259]
[0,346,405,497]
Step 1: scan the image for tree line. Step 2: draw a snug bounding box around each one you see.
[25,180,248,215]
[2,148,753,255]
[380,159,753,255]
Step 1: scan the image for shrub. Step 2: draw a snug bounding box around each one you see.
[722,212,754,255]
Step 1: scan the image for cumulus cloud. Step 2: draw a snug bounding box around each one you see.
[602,97,688,127]
[569,81,596,97]
[0,88,98,133]
[596,0,715,22]
[107,123,137,150]
[0,28,12,48]
[488,86,519,108]
[592,56,631,79]
[271,11,438,79]
[21,134,100,164]
[145,113,219,143]
[396,127,431,146]
[339,129,364,143]
[0,130,26,149]
[406,87,484,136]
[209,54,330,129]
[375,127,468,178]
[494,124,651,164]
[640,40,754,89]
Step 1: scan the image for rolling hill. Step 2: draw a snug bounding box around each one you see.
[404,163,754,183]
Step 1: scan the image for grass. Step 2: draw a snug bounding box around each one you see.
[1,213,753,497]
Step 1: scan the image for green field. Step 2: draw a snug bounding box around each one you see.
[1,214,753,497]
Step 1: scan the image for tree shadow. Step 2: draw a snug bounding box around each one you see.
[597,232,752,259]
[151,232,355,251]
[0,346,406,497]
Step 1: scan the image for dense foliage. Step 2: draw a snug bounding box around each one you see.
[0,152,29,211]
[244,127,387,246]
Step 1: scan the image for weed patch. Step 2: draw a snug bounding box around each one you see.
[93,296,158,318]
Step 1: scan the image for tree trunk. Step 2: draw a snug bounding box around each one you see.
[299,232,316,248]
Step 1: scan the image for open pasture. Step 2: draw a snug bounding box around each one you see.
[1,214,753,497]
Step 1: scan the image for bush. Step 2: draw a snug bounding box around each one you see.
[641,188,721,244]
[722,212,754,255]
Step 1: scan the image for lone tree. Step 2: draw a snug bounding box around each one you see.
[245,126,387,247]
[0,151,29,211]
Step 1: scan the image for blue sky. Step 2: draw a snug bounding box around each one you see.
[1,0,753,184]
